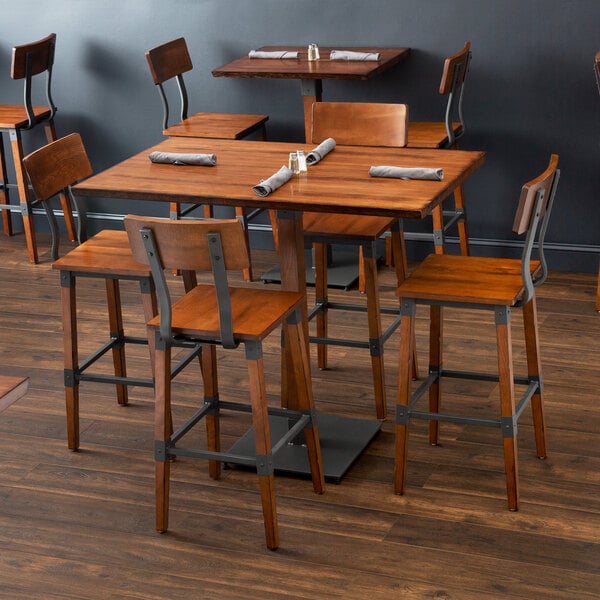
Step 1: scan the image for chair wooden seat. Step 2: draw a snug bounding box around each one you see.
[151,284,304,341]
[394,154,560,511]
[398,254,541,305]
[125,214,325,550]
[163,111,269,140]
[0,34,77,263]
[407,121,463,149]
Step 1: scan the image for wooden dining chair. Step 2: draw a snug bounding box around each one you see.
[0,33,77,263]
[394,155,560,510]
[145,37,269,281]
[594,50,600,312]
[23,133,201,450]
[302,101,416,420]
[124,214,325,550]
[406,41,472,257]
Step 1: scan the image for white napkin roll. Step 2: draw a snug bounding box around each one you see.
[369,166,444,181]
[148,152,217,166]
[306,138,336,165]
[252,165,294,197]
[248,50,299,59]
[329,50,381,61]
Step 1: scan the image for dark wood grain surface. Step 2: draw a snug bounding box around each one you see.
[0,235,598,598]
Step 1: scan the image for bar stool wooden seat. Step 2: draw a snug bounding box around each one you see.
[23,133,201,450]
[302,102,416,420]
[145,37,269,281]
[0,33,77,263]
[406,41,472,257]
[124,214,325,550]
[394,155,560,510]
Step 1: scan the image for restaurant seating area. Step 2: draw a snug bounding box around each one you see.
[0,5,598,596]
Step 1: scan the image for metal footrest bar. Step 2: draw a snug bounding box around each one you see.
[442,369,530,386]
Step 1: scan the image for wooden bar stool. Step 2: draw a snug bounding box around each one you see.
[405,41,472,257]
[0,33,77,263]
[145,37,269,281]
[124,215,325,550]
[302,102,417,420]
[23,133,201,450]
[394,155,560,510]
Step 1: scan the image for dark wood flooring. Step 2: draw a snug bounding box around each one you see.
[0,233,598,599]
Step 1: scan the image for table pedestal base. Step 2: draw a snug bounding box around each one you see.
[228,414,382,483]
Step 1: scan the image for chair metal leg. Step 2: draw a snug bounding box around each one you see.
[394,298,416,495]
[245,341,279,550]
[495,306,519,511]
[105,279,128,405]
[428,305,443,446]
[522,297,547,459]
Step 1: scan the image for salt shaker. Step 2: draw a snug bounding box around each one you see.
[296,150,307,172]
[288,152,299,173]
[308,43,320,61]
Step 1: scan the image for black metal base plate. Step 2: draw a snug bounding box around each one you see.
[228,414,382,484]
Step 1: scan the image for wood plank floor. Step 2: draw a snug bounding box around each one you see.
[0,232,598,599]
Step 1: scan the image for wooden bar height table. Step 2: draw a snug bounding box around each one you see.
[72,137,485,482]
[213,46,410,141]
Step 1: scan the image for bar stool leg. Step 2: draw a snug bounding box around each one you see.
[105,279,128,405]
[235,206,253,282]
[363,242,387,420]
[245,340,279,550]
[0,133,12,236]
[314,241,328,370]
[10,129,38,263]
[284,309,325,494]
[454,184,470,256]
[61,270,80,450]
[522,297,547,459]
[495,306,519,511]
[428,305,443,446]
[394,298,416,495]
[154,340,172,533]
[201,344,221,480]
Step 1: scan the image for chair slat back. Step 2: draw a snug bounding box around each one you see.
[23,133,92,202]
[145,37,193,85]
[11,33,56,80]
[439,41,471,96]
[513,154,560,236]
[311,102,408,147]
[124,216,250,273]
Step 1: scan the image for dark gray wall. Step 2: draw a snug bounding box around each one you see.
[3,0,599,271]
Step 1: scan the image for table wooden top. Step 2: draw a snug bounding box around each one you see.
[212,46,410,80]
[72,138,485,220]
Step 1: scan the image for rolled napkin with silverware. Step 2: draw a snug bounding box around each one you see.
[329,50,381,61]
[369,166,444,181]
[306,137,336,165]
[252,165,294,197]
[248,50,299,59]
[148,151,217,166]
